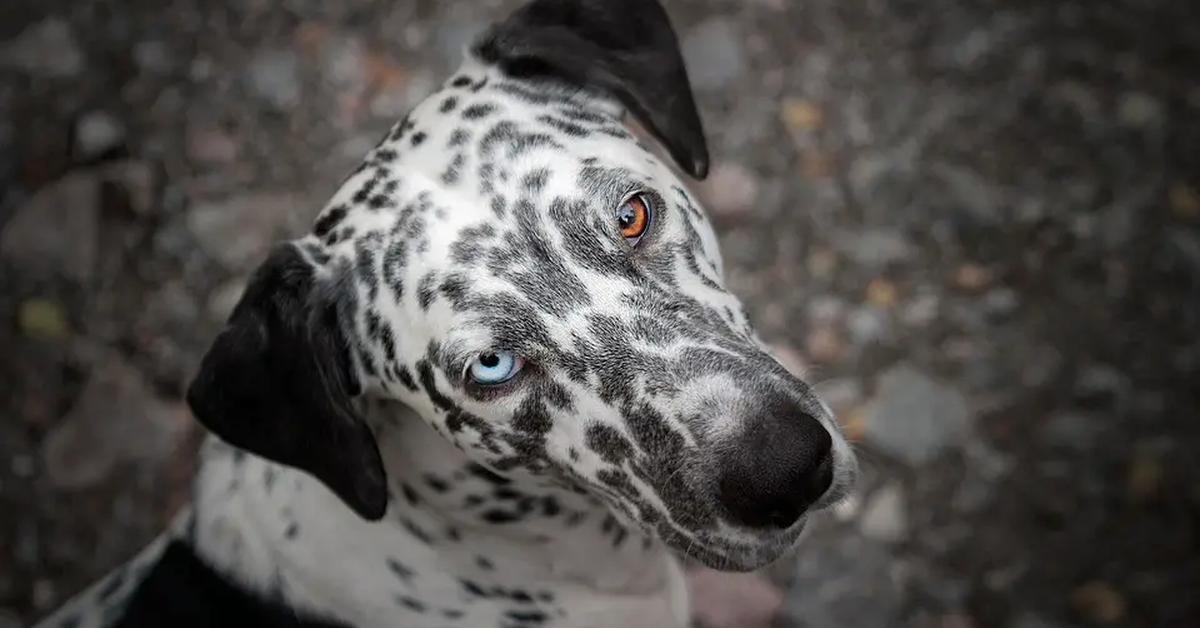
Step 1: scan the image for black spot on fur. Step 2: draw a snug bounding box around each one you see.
[425,474,450,493]
[490,195,507,218]
[468,463,511,485]
[462,102,498,119]
[396,365,418,391]
[450,75,472,88]
[585,423,634,464]
[505,610,548,624]
[461,579,490,598]
[481,509,521,524]
[521,168,550,194]
[439,96,459,113]
[448,128,471,147]
[410,131,426,147]
[313,205,348,237]
[396,596,426,613]
[537,114,589,137]
[417,272,437,310]
[386,558,414,581]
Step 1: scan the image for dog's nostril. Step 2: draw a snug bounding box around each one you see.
[767,508,798,529]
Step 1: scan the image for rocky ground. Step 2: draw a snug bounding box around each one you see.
[2,0,1198,626]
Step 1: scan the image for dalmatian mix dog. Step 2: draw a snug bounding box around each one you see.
[35,0,856,626]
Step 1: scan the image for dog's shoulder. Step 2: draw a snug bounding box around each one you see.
[111,539,350,628]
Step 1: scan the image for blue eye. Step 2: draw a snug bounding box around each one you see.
[467,351,524,385]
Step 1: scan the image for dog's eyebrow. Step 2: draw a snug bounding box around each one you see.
[577,165,645,209]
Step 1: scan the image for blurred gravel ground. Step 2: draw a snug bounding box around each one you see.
[1,0,1197,626]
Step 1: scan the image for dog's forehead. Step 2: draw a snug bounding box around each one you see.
[327,63,679,235]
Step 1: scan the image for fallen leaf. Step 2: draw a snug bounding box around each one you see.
[866,278,899,308]
[18,298,70,340]
[1071,581,1127,625]
[781,98,825,132]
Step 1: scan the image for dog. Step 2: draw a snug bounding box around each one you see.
[34,1,856,626]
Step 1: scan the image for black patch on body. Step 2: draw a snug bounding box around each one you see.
[109,541,349,628]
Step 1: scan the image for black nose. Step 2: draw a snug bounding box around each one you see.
[717,410,834,529]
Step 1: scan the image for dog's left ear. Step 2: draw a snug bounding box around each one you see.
[473,0,709,179]
[187,244,388,520]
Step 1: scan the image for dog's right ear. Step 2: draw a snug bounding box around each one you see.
[473,0,709,179]
[186,244,388,520]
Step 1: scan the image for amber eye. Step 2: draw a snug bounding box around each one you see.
[616,194,653,244]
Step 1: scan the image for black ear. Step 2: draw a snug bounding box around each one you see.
[187,244,388,520]
[473,0,709,179]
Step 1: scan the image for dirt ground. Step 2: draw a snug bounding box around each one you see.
[1,0,1197,626]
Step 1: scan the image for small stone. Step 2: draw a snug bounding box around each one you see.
[74,111,125,159]
[31,580,56,611]
[687,569,783,628]
[1168,182,1200,222]
[681,18,745,91]
[1075,364,1126,400]
[697,162,760,218]
[901,292,940,327]
[1,170,99,283]
[834,228,914,269]
[187,192,305,271]
[806,295,845,324]
[781,99,825,132]
[954,263,992,291]
[1070,582,1127,625]
[846,307,888,344]
[1041,412,1103,451]
[805,326,844,364]
[865,363,972,466]
[101,160,158,216]
[186,123,240,164]
[1,18,84,78]
[134,40,173,73]
[10,454,34,478]
[865,278,898,308]
[18,298,70,340]
[859,483,908,543]
[246,49,302,109]
[806,248,839,280]
[982,288,1018,317]
[321,35,369,91]
[41,353,192,489]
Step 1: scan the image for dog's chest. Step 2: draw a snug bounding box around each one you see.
[184,440,690,628]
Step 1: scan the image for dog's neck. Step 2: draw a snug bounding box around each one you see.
[189,401,687,627]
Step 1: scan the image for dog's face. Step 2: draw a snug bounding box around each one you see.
[187,0,856,571]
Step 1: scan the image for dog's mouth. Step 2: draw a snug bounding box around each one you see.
[588,448,856,572]
[659,518,812,572]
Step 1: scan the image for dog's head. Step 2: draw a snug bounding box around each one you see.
[188,0,856,571]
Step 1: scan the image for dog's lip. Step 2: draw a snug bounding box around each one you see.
[665,514,811,571]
